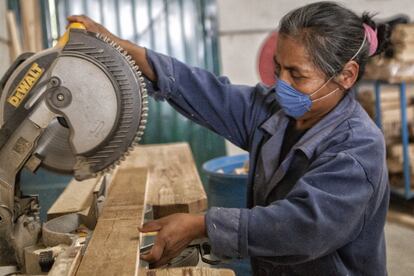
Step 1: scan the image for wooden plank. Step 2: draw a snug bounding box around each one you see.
[19,0,43,52]
[76,167,148,276]
[382,106,414,125]
[0,0,10,75]
[389,143,414,162]
[124,143,207,218]
[144,267,235,276]
[47,177,101,220]
[6,10,22,60]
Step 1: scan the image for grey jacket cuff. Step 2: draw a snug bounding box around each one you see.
[145,49,177,100]
[206,207,249,258]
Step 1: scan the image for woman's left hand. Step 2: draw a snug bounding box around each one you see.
[139,213,206,267]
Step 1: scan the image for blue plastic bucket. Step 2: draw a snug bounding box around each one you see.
[202,154,249,208]
[202,154,251,276]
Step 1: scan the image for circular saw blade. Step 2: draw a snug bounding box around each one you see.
[35,118,75,173]
[35,30,148,179]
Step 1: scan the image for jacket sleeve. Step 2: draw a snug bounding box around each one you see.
[205,152,374,263]
[145,49,272,150]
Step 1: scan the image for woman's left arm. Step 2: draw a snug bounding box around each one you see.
[205,151,385,262]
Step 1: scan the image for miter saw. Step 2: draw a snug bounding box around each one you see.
[0,23,148,270]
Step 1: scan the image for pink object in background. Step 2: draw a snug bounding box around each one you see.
[257,31,278,86]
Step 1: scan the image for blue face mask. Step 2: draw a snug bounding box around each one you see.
[275,77,340,119]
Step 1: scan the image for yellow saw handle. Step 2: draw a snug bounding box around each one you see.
[56,22,86,48]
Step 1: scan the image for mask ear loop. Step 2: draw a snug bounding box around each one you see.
[311,32,367,101]
[312,88,340,103]
[309,75,336,98]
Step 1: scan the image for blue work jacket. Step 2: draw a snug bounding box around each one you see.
[145,49,389,276]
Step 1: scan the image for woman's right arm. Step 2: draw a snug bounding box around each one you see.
[67,15,274,150]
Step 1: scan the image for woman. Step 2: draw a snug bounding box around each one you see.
[69,1,390,275]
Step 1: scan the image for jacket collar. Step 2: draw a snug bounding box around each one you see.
[260,91,357,160]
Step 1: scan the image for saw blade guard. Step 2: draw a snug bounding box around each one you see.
[0,27,148,180]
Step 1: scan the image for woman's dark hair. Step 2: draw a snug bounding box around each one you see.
[279,1,391,80]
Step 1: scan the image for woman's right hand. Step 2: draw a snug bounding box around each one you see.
[67,15,122,44]
[67,15,157,81]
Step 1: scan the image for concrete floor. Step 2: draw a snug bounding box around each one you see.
[386,221,414,276]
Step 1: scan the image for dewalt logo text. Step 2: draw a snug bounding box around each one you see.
[7,63,44,108]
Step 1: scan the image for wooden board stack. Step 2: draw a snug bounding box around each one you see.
[364,24,414,83]
[358,86,414,142]
[358,86,414,188]
[392,24,414,62]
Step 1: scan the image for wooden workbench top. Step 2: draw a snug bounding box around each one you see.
[75,142,211,275]
[124,142,208,218]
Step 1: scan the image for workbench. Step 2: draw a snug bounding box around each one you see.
[47,142,233,276]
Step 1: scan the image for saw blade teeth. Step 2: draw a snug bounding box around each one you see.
[89,31,149,175]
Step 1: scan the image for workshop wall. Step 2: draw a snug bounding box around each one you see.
[217,0,414,155]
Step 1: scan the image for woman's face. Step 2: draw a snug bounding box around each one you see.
[274,34,346,122]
